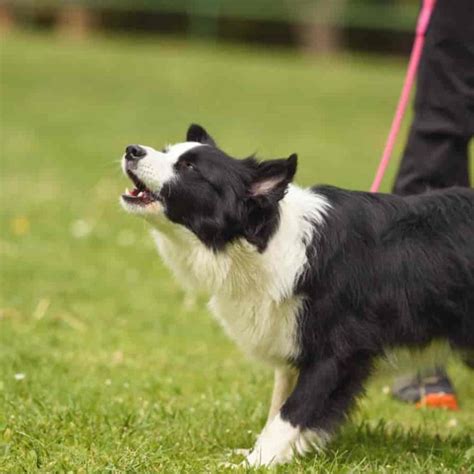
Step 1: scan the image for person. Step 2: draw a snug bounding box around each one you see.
[391,0,473,409]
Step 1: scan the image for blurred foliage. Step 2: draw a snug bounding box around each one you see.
[10,0,420,30]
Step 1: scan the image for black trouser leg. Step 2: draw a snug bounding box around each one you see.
[393,0,474,195]
[393,132,470,195]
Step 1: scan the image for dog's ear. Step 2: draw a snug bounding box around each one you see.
[243,154,298,250]
[249,154,297,200]
[186,124,216,146]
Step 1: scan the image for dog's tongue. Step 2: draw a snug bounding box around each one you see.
[125,187,141,196]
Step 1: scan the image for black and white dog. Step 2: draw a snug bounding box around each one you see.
[120,124,474,467]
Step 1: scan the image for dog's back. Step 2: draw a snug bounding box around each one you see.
[298,186,474,360]
[399,187,474,348]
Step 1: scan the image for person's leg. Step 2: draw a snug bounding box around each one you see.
[393,0,474,195]
[393,133,470,195]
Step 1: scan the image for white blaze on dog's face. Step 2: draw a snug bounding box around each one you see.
[120,141,202,216]
[120,124,218,219]
[120,124,299,251]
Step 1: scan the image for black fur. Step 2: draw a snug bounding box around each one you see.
[160,125,474,440]
[159,127,297,251]
[186,123,217,147]
[281,185,474,433]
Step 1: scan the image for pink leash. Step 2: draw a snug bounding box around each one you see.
[370,0,436,193]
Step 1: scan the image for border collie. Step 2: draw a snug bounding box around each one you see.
[120,124,473,467]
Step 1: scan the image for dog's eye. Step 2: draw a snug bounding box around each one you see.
[179,161,195,171]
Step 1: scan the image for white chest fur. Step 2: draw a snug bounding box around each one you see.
[149,186,329,367]
[208,292,303,365]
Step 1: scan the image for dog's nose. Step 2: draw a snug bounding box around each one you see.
[125,144,147,161]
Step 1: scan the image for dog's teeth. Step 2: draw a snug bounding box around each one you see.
[138,191,144,197]
[125,187,131,195]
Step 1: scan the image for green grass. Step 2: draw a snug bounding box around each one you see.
[1,31,473,472]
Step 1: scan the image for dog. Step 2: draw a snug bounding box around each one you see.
[120,124,474,467]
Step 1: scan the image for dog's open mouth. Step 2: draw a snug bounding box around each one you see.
[122,170,160,206]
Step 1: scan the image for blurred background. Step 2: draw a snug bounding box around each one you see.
[2,0,420,54]
[1,1,473,472]
[0,0,429,195]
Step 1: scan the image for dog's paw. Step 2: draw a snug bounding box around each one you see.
[244,444,293,467]
[243,414,330,467]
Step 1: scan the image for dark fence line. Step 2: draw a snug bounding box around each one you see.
[2,1,420,54]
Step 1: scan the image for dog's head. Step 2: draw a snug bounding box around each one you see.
[120,124,297,251]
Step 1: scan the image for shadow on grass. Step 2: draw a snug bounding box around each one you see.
[310,420,473,471]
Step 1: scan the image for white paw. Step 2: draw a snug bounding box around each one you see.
[245,445,292,467]
[243,414,331,467]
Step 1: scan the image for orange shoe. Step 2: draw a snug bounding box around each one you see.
[416,392,459,410]
[392,367,460,410]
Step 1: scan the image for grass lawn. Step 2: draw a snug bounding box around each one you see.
[1,31,473,472]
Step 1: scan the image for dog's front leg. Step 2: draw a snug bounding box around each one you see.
[231,366,298,459]
[266,366,298,425]
[246,354,373,467]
